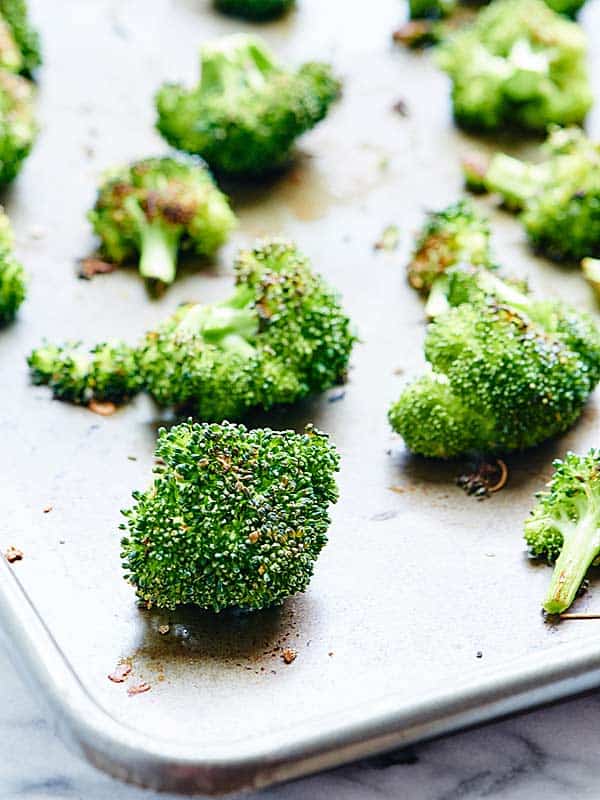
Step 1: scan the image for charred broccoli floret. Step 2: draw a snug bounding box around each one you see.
[27,341,141,404]
[525,451,600,614]
[0,207,25,323]
[407,200,494,317]
[389,267,600,458]
[214,0,295,20]
[473,127,600,263]
[0,0,40,75]
[88,155,236,287]
[156,34,341,176]
[0,69,35,184]
[138,238,356,420]
[120,420,339,612]
[437,0,592,132]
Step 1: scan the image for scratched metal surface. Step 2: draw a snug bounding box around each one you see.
[2,0,600,794]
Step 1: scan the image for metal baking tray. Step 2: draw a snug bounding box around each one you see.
[3,0,600,794]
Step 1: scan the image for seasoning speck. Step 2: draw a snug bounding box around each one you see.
[281,648,297,665]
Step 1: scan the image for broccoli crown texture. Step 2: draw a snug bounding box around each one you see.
[138,237,356,421]
[483,127,600,262]
[155,34,341,176]
[0,0,40,75]
[437,0,592,132]
[88,155,236,286]
[525,450,600,614]
[214,0,295,20]
[407,200,494,304]
[0,206,24,323]
[0,69,35,184]
[389,269,600,458]
[28,341,141,404]
[120,420,339,612]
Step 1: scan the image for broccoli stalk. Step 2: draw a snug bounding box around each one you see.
[123,195,180,285]
[525,451,600,614]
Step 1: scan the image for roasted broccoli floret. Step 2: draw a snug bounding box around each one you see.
[88,155,236,287]
[28,341,141,404]
[120,420,339,611]
[156,34,341,176]
[407,200,494,317]
[525,451,600,614]
[138,238,356,420]
[437,0,592,132]
[473,127,600,263]
[214,0,295,20]
[0,0,40,75]
[389,267,600,458]
[0,206,25,323]
[0,69,35,184]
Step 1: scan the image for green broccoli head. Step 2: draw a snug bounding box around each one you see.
[0,206,24,323]
[480,127,600,262]
[0,69,36,184]
[155,34,341,176]
[0,0,40,75]
[407,200,494,316]
[214,0,295,20]
[437,0,592,132]
[120,420,339,612]
[88,155,236,287]
[138,237,356,420]
[389,269,600,458]
[27,341,141,404]
[525,450,600,614]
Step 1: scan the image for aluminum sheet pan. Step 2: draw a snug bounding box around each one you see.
[2,0,600,794]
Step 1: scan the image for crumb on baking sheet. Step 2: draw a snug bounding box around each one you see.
[108,662,132,683]
[127,681,151,696]
[281,648,297,665]
[5,546,23,563]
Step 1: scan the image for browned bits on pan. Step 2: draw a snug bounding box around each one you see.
[158,624,170,635]
[456,458,509,499]
[79,257,118,279]
[127,681,152,696]
[88,400,117,416]
[281,648,297,665]
[43,505,53,513]
[5,546,23,563]
[108,662,132,683]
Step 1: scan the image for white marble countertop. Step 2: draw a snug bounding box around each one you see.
[3,642,600,800]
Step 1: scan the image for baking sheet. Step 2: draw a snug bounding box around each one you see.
[2,0,600,793]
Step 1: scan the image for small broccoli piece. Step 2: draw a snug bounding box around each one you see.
[525,451,600,614]
[0,0,40,75]
[0,69,35,184]
[582,258,600,300]
[437,0,592,133]
[389,267,600,458]
[407,200,494,317]
[475,127,600,263]
[409,0,457,18]
[88,155,236,288]
[27,341,141,404]
[120,420,339,611]
[544,0,586,16]
[138,237,356,420]
[214,0,294,20]
[0,206,24,323]
[156,34,341,176]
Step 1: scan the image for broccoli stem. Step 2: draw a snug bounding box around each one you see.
[138,220,180,285]
[200,36,274,97]
[425,276,451,318]
[485,154,546,211]
[544,516,600,614]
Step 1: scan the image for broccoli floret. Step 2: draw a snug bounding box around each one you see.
[0,206,24,323]
[88,155,236,287]
[525,451,600,614]
[138,237,356,420]
[214,0,295,20]
[409,0,457,18]
[28,341,141,404]
[437,0,592,132]
[156,34,341,176]
[407,200,494,317]
[389,268,600,458]
[120,420,339,611]
[475,127,600,263]
[544,0,586,16]
[0,0,40,75]
[0,69,35,184]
